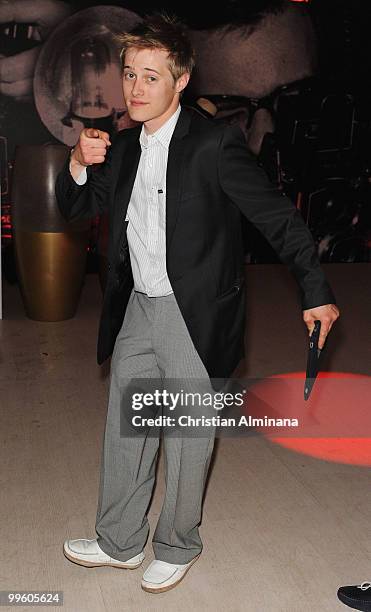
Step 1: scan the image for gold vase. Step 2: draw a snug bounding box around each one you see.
[12,144,90,321]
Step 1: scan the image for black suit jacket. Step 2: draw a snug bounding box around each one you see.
[55,107,335,386]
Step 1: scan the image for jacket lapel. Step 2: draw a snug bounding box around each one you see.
[166,107,192,253]
[112,127,141,253]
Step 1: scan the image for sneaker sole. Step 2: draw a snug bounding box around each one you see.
[141,554,201,593]
[63,546,143,569]
[337,591,371,612]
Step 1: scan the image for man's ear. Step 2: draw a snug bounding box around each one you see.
[175,72,190,94]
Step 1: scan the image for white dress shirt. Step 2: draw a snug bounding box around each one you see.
[71,105,181,297]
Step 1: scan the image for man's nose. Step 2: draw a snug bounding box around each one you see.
[132,78,144,96]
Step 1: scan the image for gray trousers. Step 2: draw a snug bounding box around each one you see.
[95,289,216,564]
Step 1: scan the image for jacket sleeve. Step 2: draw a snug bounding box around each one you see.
[55,136,116,222]
[218,124,336,310]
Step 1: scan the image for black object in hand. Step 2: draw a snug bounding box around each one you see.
[304,320,322,401]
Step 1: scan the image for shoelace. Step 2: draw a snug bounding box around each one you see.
[357,582,371,591]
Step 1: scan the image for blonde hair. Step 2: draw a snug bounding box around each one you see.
[118,13,195,82]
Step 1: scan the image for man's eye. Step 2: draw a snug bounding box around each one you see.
[124,73,135,80]
[147,76,157,83]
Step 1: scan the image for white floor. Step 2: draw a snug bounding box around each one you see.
[1,263,370,612]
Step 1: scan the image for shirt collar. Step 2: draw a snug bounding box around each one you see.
[140,105,181,149]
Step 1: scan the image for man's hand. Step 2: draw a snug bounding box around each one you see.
[0,0,71,102]
[303,304,340,349]
[70,128,111,180]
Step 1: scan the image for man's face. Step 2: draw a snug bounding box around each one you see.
[122,47,188,133]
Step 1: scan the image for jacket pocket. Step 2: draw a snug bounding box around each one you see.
[180,188,209,202]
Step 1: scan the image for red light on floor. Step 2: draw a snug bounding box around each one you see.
[270,438,371,466]
[247,372,371,466]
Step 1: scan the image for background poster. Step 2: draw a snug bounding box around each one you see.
[1,0,370,267]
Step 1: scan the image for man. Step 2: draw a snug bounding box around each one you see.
[55,14,339,594]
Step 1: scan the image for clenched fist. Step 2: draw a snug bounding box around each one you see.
[70,128,111,180]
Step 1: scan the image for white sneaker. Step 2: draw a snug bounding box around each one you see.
[63,538,145,569]
[141,554,200,593]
